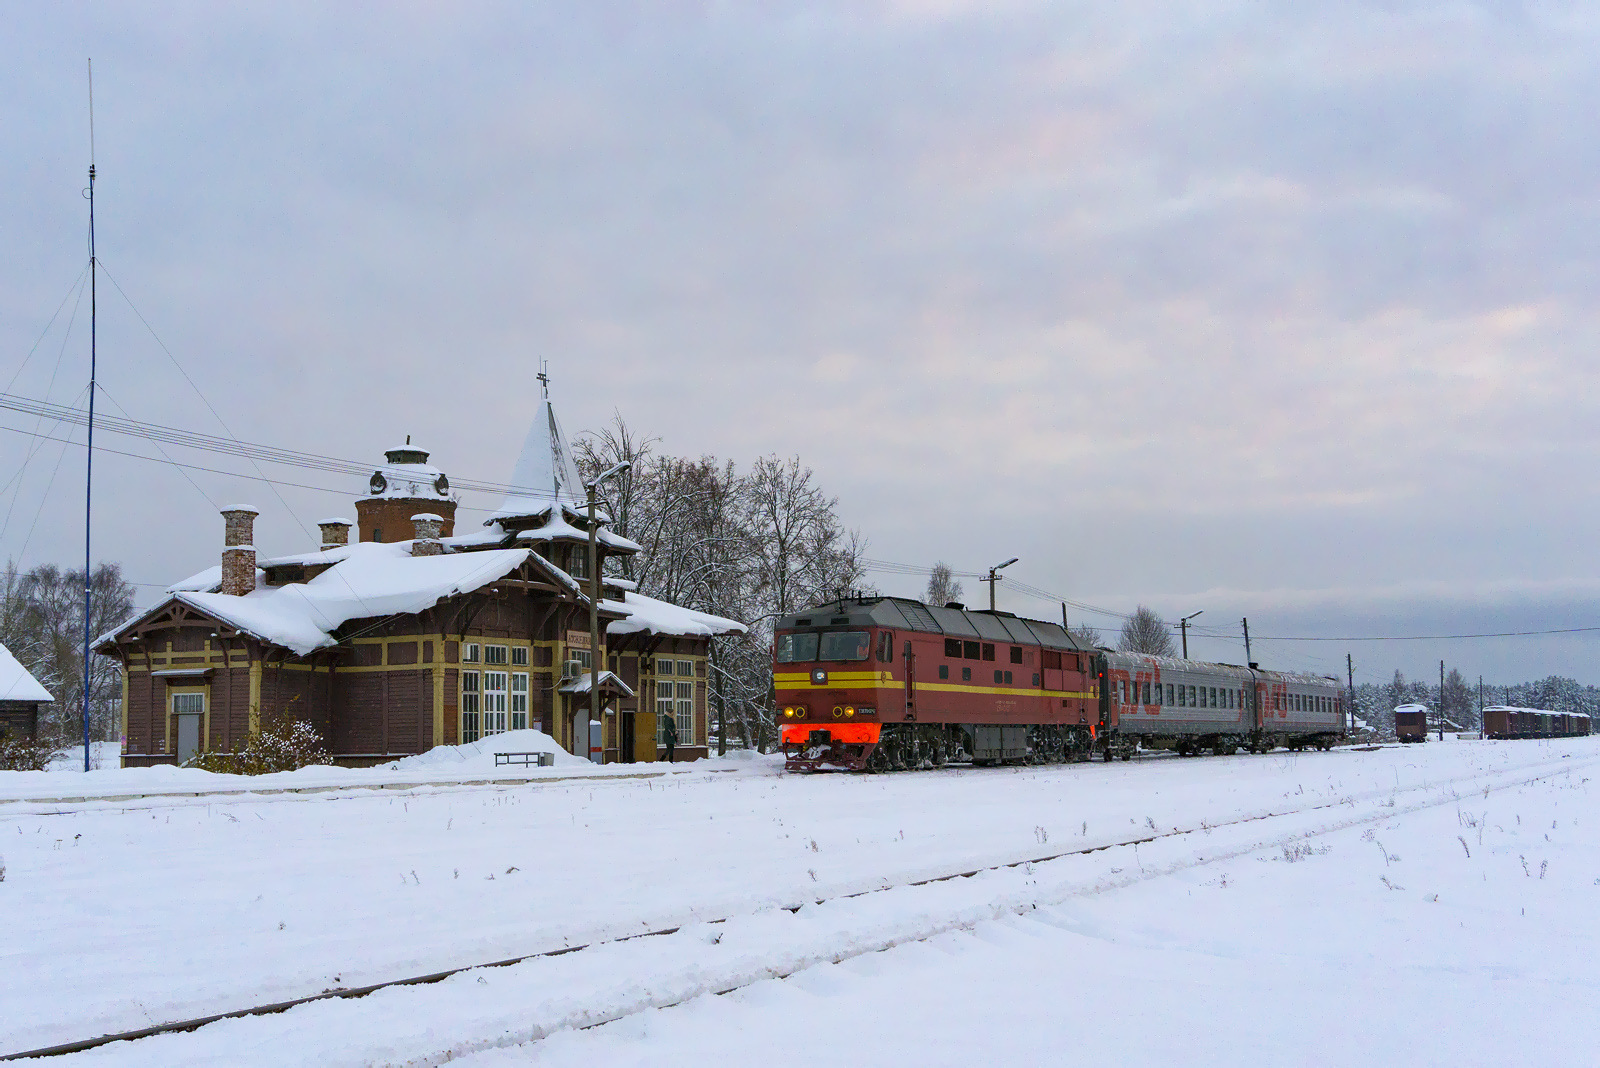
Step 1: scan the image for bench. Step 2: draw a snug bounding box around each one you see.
[494,751,556,768]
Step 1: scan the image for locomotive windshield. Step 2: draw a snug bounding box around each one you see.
[819,630,871,661]
[775,629,872,662]
[776,632,819,663]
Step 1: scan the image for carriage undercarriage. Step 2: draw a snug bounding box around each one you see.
[784,722,1340,772]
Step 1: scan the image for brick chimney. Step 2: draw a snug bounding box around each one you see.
[220,505,259,596]
[411,513,444,557]
[318,517,353,552]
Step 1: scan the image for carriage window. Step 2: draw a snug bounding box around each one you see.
[1177,685,1186,707]
[776,632,819,663]
[1166,683,1174,705]
[819,631,871,661]
[945,638,962,657]
[1142,681,1151,705]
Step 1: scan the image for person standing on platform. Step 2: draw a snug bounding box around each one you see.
[663,714,678,763]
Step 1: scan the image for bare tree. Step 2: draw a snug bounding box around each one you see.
[1117,605,1176,657]
[1067,623,1105,649]
[923,562,963,606]
[3,560,134,745]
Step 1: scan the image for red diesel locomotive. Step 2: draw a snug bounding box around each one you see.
[775,595,1346,771]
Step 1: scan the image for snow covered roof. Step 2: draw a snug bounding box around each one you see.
[257,544,359,569]
[1483,705,1586,719]
[167,564,264,594]
[491,397,585,522]
[557,670,636,698]
[514,511,642,552]
[368,459,450,501]
[110,543,553,657]
[1394,702,1430,713]
[605,591,745,638]
[0,641,53,703]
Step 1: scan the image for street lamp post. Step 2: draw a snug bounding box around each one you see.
[985,557,1018,612]
[583,461,631,758]
[1179,610,1204,659]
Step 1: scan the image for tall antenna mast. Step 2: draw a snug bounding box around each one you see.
[80,58,97,772]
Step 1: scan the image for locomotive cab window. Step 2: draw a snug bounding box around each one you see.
[944,638,962,657]
[877,631,894,662]
[776,632,819,663]
[819,631,871,661]
[963,641,980,659]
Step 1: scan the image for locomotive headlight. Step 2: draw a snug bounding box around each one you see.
[832,705,844,718]
[782,707,794,718]
[844,706,855,717]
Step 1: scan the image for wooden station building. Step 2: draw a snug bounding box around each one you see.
[96,391,743,767]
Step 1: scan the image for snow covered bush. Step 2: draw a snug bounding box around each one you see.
[0,734,55,772]
[187,707,331,775]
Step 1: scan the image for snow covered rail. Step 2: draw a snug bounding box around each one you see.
[7,751,1591,1065]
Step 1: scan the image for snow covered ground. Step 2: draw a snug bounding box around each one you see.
[1,731,714,805]
[3,736,1596,1065]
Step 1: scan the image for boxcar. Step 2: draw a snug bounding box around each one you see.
[1394,704,1429,743]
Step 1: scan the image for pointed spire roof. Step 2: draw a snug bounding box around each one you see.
[489,391,585,524]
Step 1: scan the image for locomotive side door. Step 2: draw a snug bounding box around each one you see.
[903,640,916,720]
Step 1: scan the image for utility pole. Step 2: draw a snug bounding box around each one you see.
[1479,675,1484,738]
[985,557,1018,612]
[1347,652,1356,736]
[585,460,631,760]
[1242,617,1252,666]
[1179,610,1203,659]
[81,59,97,773]
[1439,659,1446,741]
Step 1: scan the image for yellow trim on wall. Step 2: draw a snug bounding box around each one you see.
[248,660,262,734]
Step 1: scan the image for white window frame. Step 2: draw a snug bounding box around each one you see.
[511,645,529,667]
[676,680,693,740]
[463,643,481,664]
[485,644,508,666]
[461,670,481,743]
[510,672,529,731]
[483,671,509,735]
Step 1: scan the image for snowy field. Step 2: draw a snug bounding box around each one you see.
[3,736,1597,1065]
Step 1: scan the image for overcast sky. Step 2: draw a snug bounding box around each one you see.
[3,2,1596,688]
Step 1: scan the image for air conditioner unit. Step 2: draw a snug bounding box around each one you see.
[563,660,585,680]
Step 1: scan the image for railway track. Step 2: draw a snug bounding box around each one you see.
[5,749,1590,1064]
